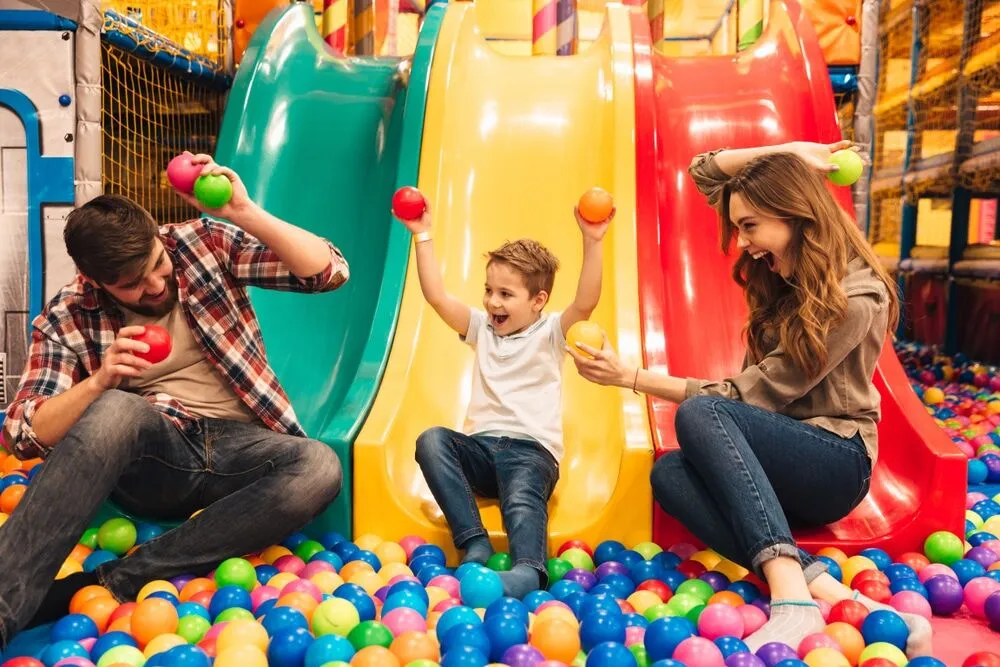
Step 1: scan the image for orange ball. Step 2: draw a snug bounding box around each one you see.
[179,577,216,602]
[109,601,137,623]
[129,597,179,647]
[578,187,614,223]
[816,547,848,565]
[69,543,93,564]
[707,591,745,607]
[823,621,865,665]
[529,617,581,663]
[215,646,267,667]
[276,591,319,619]
[106,615,133,634]
[80,595,120,633]
[217,620,269,653]
[390,631,440,664]
[0,485,26,513]
[340,561,375,581]
[70,585,114,615]
[352,645,401,667]
[2,456,24,474]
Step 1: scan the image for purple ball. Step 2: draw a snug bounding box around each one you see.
[750,597,771,617]
[967,546,1000,569]
[563,568,598,591]
[986,456,1000,483]
[595,561,630,579]
[754,642,797,667]
[925,574,965,615]
[699,571,730,592]
[374,585,391,602]
[170,574,196,591]
[726,653,767,667]
[986,590,1000,631]
[502,644,545,667]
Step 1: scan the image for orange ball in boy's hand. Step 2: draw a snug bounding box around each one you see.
[578,187,614,223]
[567,320,604,359]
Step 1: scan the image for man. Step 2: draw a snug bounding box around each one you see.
[0,155,347,646]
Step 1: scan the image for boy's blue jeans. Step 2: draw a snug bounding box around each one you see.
[415,427,559,584]
[652,395,872,581]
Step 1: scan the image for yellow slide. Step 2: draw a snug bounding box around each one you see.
[354,2,653,563]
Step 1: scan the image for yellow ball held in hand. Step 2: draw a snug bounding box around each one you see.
[567,321,604,359]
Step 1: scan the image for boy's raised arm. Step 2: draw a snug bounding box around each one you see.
[561,206,613,337]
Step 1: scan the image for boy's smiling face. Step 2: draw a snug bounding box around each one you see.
[483,261,548,336]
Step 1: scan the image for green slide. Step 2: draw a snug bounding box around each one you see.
[209,2,445,537]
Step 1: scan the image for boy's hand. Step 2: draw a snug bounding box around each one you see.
[575,206,614,242]
[397,198,432,235]
[172,152,255,222]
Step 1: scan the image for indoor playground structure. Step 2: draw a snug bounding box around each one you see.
[0,0,1000,663]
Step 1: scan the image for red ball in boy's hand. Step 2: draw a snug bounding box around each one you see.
[392,186,426,221]
[133,325,172,364]
[166,153,204,194]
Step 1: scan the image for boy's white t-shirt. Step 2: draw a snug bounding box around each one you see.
[461,309,567,462]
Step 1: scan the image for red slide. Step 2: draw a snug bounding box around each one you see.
[630,0,966,555]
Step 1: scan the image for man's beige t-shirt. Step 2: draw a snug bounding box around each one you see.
[123,302,257,423]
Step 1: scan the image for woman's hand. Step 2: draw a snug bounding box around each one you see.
[566,333,634,387]
[788,140,868,173]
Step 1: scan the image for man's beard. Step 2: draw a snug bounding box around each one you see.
[115,276,179,317]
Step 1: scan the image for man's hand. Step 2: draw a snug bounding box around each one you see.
[575,206,614,243]
[92,326,154,391]
[172,152,255,222]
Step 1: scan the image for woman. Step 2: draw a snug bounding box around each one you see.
[567,140,931,655]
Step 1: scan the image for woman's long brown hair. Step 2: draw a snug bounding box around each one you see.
[719,152,900,379]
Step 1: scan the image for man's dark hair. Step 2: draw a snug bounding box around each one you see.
[63,195,159,285]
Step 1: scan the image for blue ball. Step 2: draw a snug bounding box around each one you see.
[601,573,637,599]
[91,631,138,662]
[973,499,1000,521]
[890,577,928,597]
[952,558,987,586]
[969,531,998,547]
[83,549,118,572]
[969,458,990,485]
[660,570,688,593]
[256,599,278,618]
[860,609,909,650]
[580,593,623,618]
[441,646,489,667]
[333,541,360,562]
[209,585,253,619]
[654,552,682,570]
[310,550,345,570]
[50,613,98,642]
[411,543,447,564]
[908,658,947,667]
[649,662,686,667]
[595,540,627,564]
[523,590,554,612]
[629,560,665,585]
[589,584,617,598]
[268,627,313,667]
[353,549,382,570]
[643,617,696,661]
[41,639,89,666]
[460,566,504,608]
[160,645,211,667]
[305,634,356,667]
[0,474,27,492]
[614,550,645,570]
[176,602,211,620]
[624,613,649,628]
[966,520,978,536]
[383,591,429,616]
[586,641,637,667]
[486,597,529,625]
[580,610,627,651]
[416,563,450,585]
[263,606,310,636]
[859,548,892,570]
[437,606,483,639]
[726,580,760,603]
[454,562,484,581]
[884,563,918,583]
[333,583,377,622]
[714,635,749,658]
[255,564,279,585]
[135,522,164,545]
[549,579,585,601]
[561,591,587,617]
[774,661,809,667]
[282,532,309,550]
[147,591,180,606]
[318,531,347,550]
[389,580,431,605]
[483,612,529,661]
[988,570,1000,584]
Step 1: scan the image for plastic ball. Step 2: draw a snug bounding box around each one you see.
[827,149,864,186]
[578,187,614,223]
[193,173,233,209]
[166,153,203,194]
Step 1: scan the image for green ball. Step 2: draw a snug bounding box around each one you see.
[560,548,594,572]
[295,539,326,563]
[176,614,211,643]
[215,607,254,623]
[858,641,907,666]
[675,578,713,602]
[572,651,587,667]
[642,603,671,622]
[215,557,257,591]
[321,663,353,667]
[924,530,964,565]
[347,620,394,650]
[632,541,663,560]
[79,528,100,550]
[97,518,137,556]
[629,643,650,667]
[487,552,513,571]
[684,603,706,625]
[193,173,233,209]
[827,149,864,186]
[313,597,361,636]
[406,661,439,667]
[97,645,145,667]
[665,592,703,618]
[547,557,573,583]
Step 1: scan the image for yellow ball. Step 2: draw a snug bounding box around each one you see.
[841,555,878,586]
[261,545,294,564]
[340,561,376,581]
[984,516,1000,534]
[379,562,413,581]
[375,541,408,566]
[310,571,345,595]
[137,580,179,602]
[425,585,451,610]
[987,400,1000,415]
[690,550,722,570]
[967,510,985,529]
[56,558,83,580]
[816,547,848,565]
[349,570,384,595]
[267,572,301,592]
[923,387,945,405]
[566,321,605,359]
[713,559,750,582]
[0,513,8,528]
[217,619,269,653]
[144,633,187,657]
[355,533,384,552]
[214,646,268,667]
[626,590,662,614]
[804,647,851,667]
[858,642,907,667]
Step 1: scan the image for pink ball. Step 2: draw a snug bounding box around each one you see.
[672,636,725,667]
[428,575,461,599]
[624,626,645,647]
[535,600,572,614]
[538,662,566,667]
[274,554,306,575]
[965,577,1000,617]
[890,591,932,619]
[669,543,699,560]
[203,621,229,643]
[77,638,97,652]
[958,442,978,459]
[918,563,958,583]
[388,575,421,587]
[816,599,832,622]
[282,578,323,602]
[399,535,427,559]
[737,604,768,637]
[433,597,462,613]
[982,540,1000,558]
[697,603,744,641]
[251,584,280,611]
[54,658,95,667]
[382,607,427,635]
[301,561,336,578]
[166,153,203,194]
[975,435,995,448]
[990,377,1000,392]
[797,632,842,657]
[968,492,990,509]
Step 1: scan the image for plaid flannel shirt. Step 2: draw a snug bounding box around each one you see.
[2,217,349,460]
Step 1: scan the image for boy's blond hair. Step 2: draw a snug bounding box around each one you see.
[486,239,560,297]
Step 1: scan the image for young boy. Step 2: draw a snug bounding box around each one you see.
[396,196,612,598]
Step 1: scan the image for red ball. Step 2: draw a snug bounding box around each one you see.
[392,186,426,221]
[2,659,44,667]
[964,652,1000,667]
[854,579,892,604]
[861,660,900,667]
[189,590,214,609]
[851,568,890,589]
[637,580,672,602]
[166,153,203,194]
[616,599,635,614]
[828,599,869,629]
[898,552,930,572]
[556,540,594,558]
[676,560,707,578]
[133,324,172,364]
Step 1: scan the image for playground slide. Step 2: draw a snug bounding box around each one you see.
[631,0,967,555]
[206,2,444,537]
[353,2,654,560]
